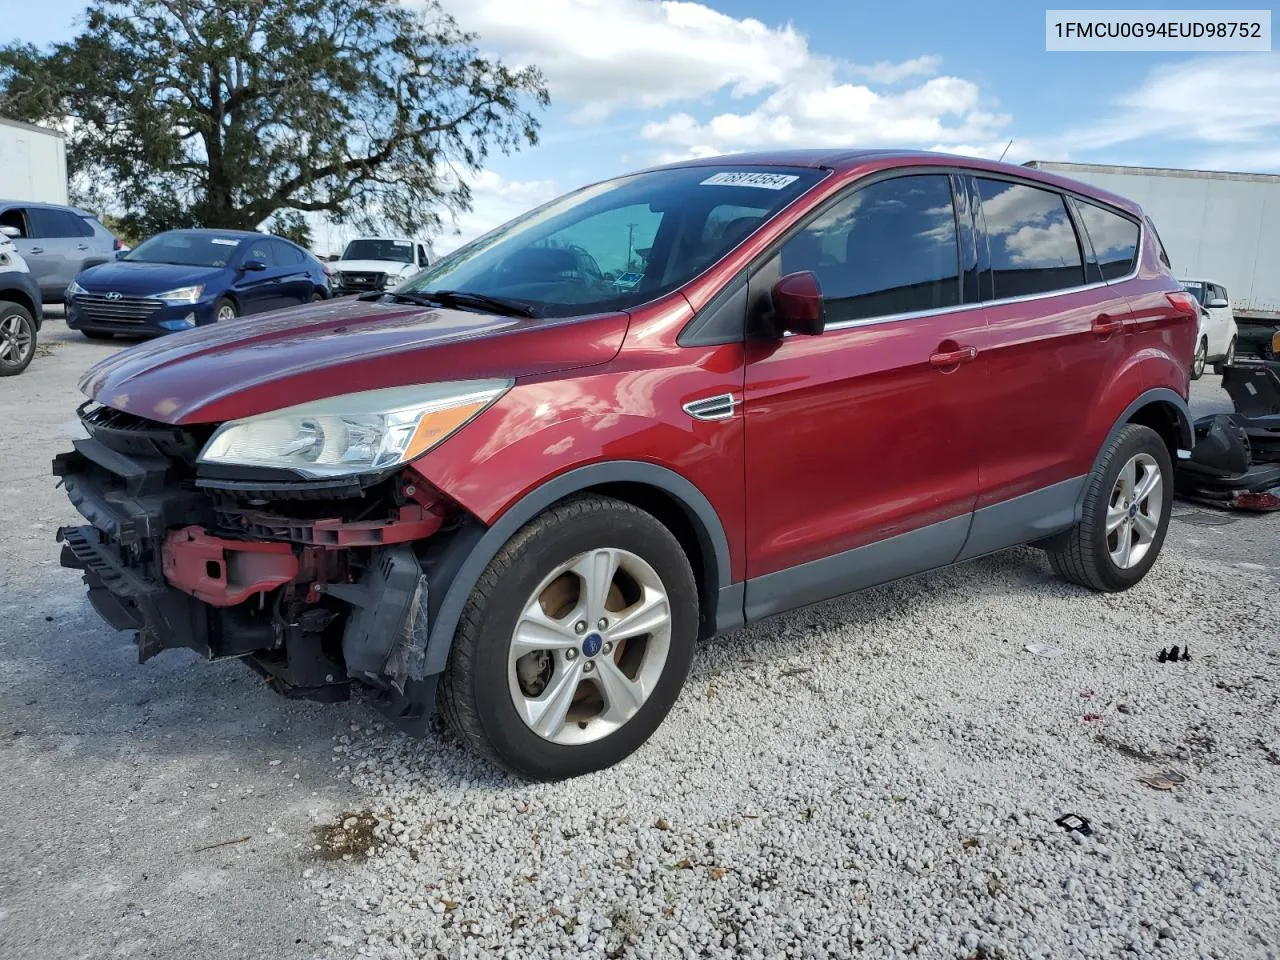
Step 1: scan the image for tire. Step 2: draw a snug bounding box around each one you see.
[1045,424,1173,592]
[1213,337,1237,376]
[1191,337,1207,380]
[213,298,237,323]
[440,494,698,780]
[0,302,36,376]
[81,331,114,341]
[311,291,325,302]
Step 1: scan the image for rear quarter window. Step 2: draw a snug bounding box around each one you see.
[1076,201,1140,281]
[977,178,1084,298]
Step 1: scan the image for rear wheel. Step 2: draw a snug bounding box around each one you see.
[1191,337,1207,380]
[1044,424,1172,592]
[1213,337,1237,376]
[440,495,698,780]
[0,303,36,376]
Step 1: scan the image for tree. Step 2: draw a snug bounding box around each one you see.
[0,0,549,239]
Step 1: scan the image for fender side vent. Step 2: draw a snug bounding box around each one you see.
[682,393,738,422]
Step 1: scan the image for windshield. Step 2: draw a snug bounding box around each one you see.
[402,166,824,318]
[344,239,415,263]
[1181,281,1205,304]
[125,231,244,267]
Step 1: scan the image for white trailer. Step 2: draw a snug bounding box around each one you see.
[0,117,69,205]
[1025,160,1280,357]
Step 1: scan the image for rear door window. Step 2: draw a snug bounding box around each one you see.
[977,179,1084,298]
[28,207,83,239]
[778,174,960,324]
[1076,201,1140,281]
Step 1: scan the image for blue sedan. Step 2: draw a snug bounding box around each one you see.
[65,229,330,338]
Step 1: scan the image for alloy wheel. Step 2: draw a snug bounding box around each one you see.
[1192,339,1206,378]
[1225,338,1236,367]
[508,547,672,745]
[1106,452,1163,569]
[216,304,236,322]
[0,313,32,366]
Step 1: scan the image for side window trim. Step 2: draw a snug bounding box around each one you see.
[1064,195,1104,286]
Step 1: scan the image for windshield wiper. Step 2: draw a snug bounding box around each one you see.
[385,289,537,318]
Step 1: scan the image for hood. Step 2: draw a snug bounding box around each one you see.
[331,259,417,276]
[78,260,226,295]
[80,297,629,424]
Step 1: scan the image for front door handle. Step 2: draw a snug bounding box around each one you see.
[929,345,977,368]
[77,243,89,250]
[1092,313,1124,336]
[29,246,44,254]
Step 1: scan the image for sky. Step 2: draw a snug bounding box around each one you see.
[4,0,1280,254]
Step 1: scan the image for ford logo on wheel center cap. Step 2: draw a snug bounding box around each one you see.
[582,633,603,657]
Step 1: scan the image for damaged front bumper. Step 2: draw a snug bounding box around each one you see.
[53,403,448,734]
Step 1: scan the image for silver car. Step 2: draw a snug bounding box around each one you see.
[0,200,119,304]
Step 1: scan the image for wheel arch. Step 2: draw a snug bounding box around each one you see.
[1078,387,1192,518]
[420,461,740,676]
[0,289,38,324]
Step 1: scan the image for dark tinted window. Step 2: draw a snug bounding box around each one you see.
[273,240,305,265]
[1146,216,1170,268]
[241,237,277,267]
[28,207,84,239]
[0,207,28,237]
[1077,201,1139,280]
[1181,280,1205,304]
[778,175,959,323]
[73,214,97,238]
[978,179,1083,297]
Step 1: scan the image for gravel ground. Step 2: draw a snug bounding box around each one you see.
[2,322,1278,959]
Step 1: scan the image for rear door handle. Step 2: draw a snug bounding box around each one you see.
[29,246,44,254]
[929,345,977,368]
[76,243,89,250]
[1092,313,1124,336]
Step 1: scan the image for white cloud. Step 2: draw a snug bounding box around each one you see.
[439,170,561,254]
[431,0,816,121]
[1057,55,1280,171]
[640,74,1010,154]
[848,56,942,85]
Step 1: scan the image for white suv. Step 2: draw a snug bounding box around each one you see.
[1181,278,1239,378]
[329,237,429,296]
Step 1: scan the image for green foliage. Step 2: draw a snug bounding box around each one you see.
[0,0,548,238]
[267,210,313,250]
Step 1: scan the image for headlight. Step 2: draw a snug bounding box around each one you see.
[197,381,512,478]
[68,280,87,296]
[382,274,401,289]
[154,284,204,303]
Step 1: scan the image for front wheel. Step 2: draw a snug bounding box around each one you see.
[0,303,36,376]
[213,298,237,323]
[1191,337,1207,380]
[439,495,698,780]
[1044,424,1173,592]
[1213,337,1237,376]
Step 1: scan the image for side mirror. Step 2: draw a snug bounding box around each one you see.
[771,271,826,336]
[114,249,128,260]
[239,258,266,272]
[0,225,19,238]
[1206,297,1229,309]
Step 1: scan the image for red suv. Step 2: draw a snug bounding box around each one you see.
[55,151,1198,779]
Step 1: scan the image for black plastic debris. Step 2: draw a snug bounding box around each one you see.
[1174,360,1280,511]
[1055,813,1092,836]
[1156,644,1191,663]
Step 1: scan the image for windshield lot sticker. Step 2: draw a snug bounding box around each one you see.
[211,238,239,245]
[701,171,799,190]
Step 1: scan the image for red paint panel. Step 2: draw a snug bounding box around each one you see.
[742,309,986,578]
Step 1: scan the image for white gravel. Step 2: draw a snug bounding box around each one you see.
[309,541,1280,960]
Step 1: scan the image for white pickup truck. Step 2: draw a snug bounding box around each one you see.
[329,237,430,295]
